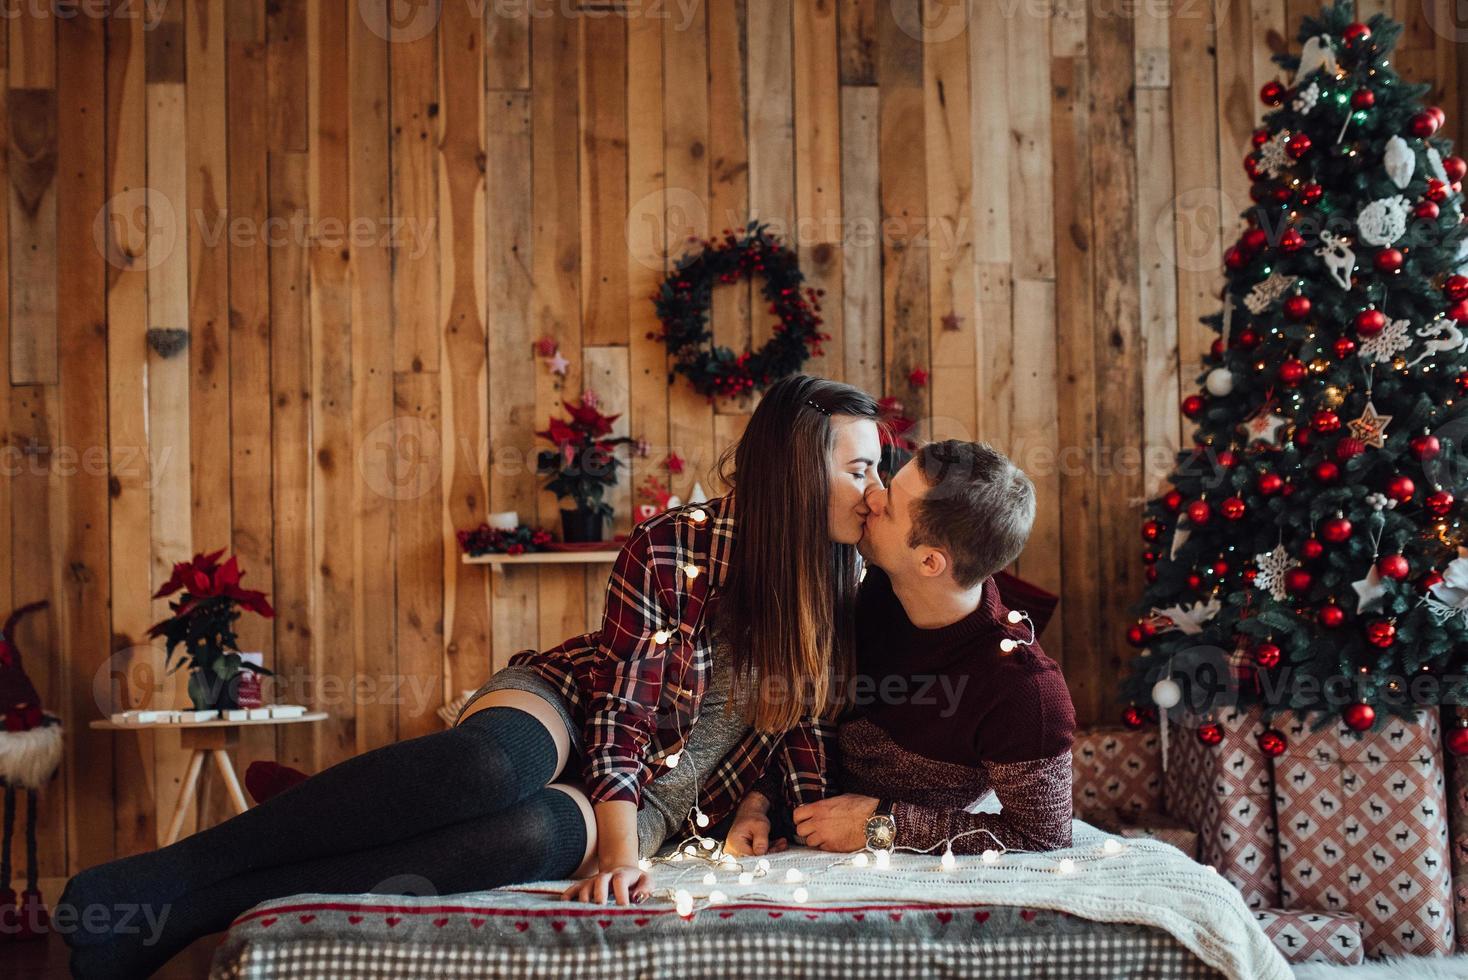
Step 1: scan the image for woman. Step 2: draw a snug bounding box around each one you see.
[59,375,883,978]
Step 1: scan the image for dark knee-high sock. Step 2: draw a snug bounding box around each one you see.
[59,707,559,947]
[67,788,588,980]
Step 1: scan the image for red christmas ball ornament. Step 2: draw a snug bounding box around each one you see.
[1243,154,1261,181]
[1211,337,1226,358]
[1142,550,1158,564]
[1279,227,1305,253]
[1445,275,1468,303]
[1257,729,1288,758]
[1187,573,1204,591]
[1197,723,1225,746]
[1411,433,1442,461]
[1365,619,1396,648]
[1126,624,1148,647]
[1411,111,1441,138]
[1186,499,1212,525]
[1244,568,1259,584]
[1298,182,1323,206]
[1350,89,1375,110]
[1427,178,1449,203]
[1335,437,1365,462]
[1343,703,1376,732]
[1259,81,1285,106]
[1220,497,1247,521]
[1301,537,1325,561]
[1163,489,1184,512]
[1354,308,1387,336]
[1312,409,1341,433]
[1378,554,1411,580]
[1321,515,1353,543]
[1258,472,1284,496]
[1285,567,1313,595]
[1278,358,1308,386]
[1286,132,1312,159]
[1272,185,1294,205]
[1343,22,1371,46]
[1421,570,1445,591]
[1375,248,1405,273]
[1182,394,1206,419]
[1313,460,1340,484]
[1254,642,1282,669]
[1145,565,1159,583]
[1215,450,1238,470]
[1459,371,1468,395]
[1224,246,1246,271]
[1142,519,1162,542]
[1386,475,1416,503]
[1251,128,1270,149]
[1446,721,1468,757]
[1427,489,1455,517]
[1283,295,1312,322]
[1122,706,1146,730]
[1334,336,1357,359]
[1294,427,1313,450]
[1212,560,1230,577]
[1241,227,1268,253]
[1319,603,1345,628]
[1445,155,1468,183]
[1428,106,1447,129]
[1237,328,1261,350]
[1415,200,1441,221]
[1449,300,1468,322]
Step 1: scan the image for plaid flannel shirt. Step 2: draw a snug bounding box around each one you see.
[508,493,835,831]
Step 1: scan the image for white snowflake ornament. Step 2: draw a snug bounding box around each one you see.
[1255,545,1297,602]
[1244,273,1296,315]
[1356,195,1410,246]
[1357,318,1413,364]
[1384,136,1415,189]
[1257,132,1293,180]
[1292,82,1320,114]
[1151,598,1222,636]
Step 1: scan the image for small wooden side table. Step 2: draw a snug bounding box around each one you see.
[90,712,328,845]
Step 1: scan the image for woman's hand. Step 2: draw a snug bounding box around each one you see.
[560,865,652,906]
[724,807,774,857]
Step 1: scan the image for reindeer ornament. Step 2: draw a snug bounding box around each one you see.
[0,601,62,941]
[1408,318,1468,368]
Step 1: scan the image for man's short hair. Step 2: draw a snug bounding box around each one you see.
[908,441,1036,589]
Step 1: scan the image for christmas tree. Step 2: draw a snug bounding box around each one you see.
[1119,2,1468,743]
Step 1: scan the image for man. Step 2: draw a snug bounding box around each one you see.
[728,440,1076,856]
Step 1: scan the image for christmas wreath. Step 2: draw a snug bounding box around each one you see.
[653,222,829,399]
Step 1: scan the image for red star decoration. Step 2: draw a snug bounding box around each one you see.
[908,366,929,388]
[533,335,558,357]
[665,452,685,475]
[940,312,964,332]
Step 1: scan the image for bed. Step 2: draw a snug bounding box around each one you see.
[208,819,1289,979]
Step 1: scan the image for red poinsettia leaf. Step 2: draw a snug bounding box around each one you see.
[188,568,214,596]
[215,555,242,592]
[153,561,192,599]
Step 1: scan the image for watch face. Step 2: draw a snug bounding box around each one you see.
[865,815,895,849]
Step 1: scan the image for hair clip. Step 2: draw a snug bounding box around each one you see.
[805,398,830,415]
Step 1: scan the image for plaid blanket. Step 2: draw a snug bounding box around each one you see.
[209,887,1220,979]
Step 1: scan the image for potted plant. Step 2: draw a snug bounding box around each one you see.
[147,549,276,711]
[536,395,635,542]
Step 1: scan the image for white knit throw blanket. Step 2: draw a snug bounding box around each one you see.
[522,818,1290,980]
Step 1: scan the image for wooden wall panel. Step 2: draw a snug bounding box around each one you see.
[17,1,1468,882]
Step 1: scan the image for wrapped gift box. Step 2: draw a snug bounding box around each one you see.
[1071,727,1162,820]
[1165,706,1280,909]
[1447,748,1468,953]
[1252,908,1365,965]
[1272,709,1453,957]
[1086,808,1198,860]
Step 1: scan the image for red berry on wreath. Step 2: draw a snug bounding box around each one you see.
[1278,358,1307,386]
[1375,248,1404,273]
[1182,394,1206,419]
[1259,81,1284,106]
[1283,295,1312,321]
[1447,721,1468,757]
[1285,567,1313,595]
[1257,729,1288,757]
[1410,433,1442,461]
[1254,643,1281,669]
[1258,472,1284,495]
[1321,514,1353,543]
[1334,336,1357,359]
[1410,111,1440,138]
[1301,537,1324,561]
[1365,619,1396,648]
[1343,703,1375,732]
[1313,460,1340,484]
[1286,132,1311,159]
[1186,500,1212,525]
[1126,624,1148,648]
[1122,706,1146,731]
[1319,603,1345,628]
[1445,155,1468,183]
[1386,475,1416,503]
[1445,275,1468,303]
[1427,489,1455,517]
[1212,560,1230,578]
[1350,89,1375,110]
[1354,308,1386,336]
[1197,723,1225,747]
[1378,554,1411,580]
[1221,497,1246,520]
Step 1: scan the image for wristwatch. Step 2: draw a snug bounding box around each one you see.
[864,798,896,851]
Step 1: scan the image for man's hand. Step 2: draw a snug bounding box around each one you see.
[724,791,789,857]
[791,794,880,852]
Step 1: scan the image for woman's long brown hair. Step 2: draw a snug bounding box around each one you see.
[716,375,882,733]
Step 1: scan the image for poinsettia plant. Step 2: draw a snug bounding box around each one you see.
[877,396,918,482]
[148,549,275,710]
[536,395,636,519]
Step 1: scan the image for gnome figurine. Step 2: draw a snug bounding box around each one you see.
[0,601,63,941]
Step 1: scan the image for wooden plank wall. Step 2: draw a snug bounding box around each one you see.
[6,1,1464,882]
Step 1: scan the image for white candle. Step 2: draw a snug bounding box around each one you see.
[487,510,520,531]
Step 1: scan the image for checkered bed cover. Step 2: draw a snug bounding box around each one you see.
[209,889,1221,979]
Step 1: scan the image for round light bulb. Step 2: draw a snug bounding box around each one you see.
[1007,610,1023,624]
[739,871,754,885]
[853,853,869,868]
[691,508,707,523]
[1057,858,1076,875]
[709,890,727,904]
[793,887,809,903]
[1102,838,1122,856]
[981,849,999,864]
[696,812,710,828]
[703,872,717,885]
[675,890,694,917]
[785,868,803,883]
[653,629,671,645]
[756,858,771,872]
[683,845,696,856]
[666,752,681,769]
[941,849,957,871]
[999,639,1017,653]
[874,850,891,869]
[684,564,700,579]
[701,838,716,850]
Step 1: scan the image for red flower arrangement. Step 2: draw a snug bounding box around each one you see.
[457,524,555,557]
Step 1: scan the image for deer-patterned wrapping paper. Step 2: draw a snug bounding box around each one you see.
[1272,709,1453,957]
[1166,706,1281,909]
[1251,908,1365,965]
[1447,748,1468,953]
[1071,727,1163,820]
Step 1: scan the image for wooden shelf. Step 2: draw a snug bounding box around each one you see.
[462,550,620,573]
[90,712,329,731]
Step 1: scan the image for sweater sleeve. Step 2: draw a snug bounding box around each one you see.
[890,751,1074,853]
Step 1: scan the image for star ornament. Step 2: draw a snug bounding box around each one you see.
[1347,401,1392,449]
[940,312,964,332]
[1151,598,1221,636]
[1241,409,1290,447]
[546,350,570,376]
[1352,565,1389,613]
[908,366,930,388]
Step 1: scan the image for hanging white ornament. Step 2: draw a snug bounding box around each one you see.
[1407,318,1468,367]
[1351,566,1389,613]
[1364,492,1396,512]
[1244,273,1296,315]
[1152,598,1221,636]
[1314,230,1356,291]
[1292,35,1339,86]
[1257,131,1293,179]
[1152,677,1181,709]
[1383,136,1416,189]
[1356,195,1410,246]
[1205,367,1234,397]
[1169,526,1191,562]
[1254,544,1297,602]
[1240,408,1290,447]
[1356,318,1414,364]
[1427,552,1468,628]
[1291,81,1320,115]
[1428,146,1448,183]
[687,481,708,504]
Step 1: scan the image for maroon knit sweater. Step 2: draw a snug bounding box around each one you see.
[837,567,1077,853]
